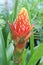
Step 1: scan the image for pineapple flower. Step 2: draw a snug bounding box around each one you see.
[9,8,36,52]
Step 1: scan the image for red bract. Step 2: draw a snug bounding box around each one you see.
[9,8,35,52]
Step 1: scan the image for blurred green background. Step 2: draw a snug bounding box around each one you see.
[0,0,43,65]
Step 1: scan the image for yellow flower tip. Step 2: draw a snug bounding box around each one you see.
[18,7,28,16]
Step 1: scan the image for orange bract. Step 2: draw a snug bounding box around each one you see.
[13,8,31,37]
[9,8,35,52]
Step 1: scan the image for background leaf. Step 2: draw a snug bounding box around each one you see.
[27,43,43,65]
[0,29,8,65]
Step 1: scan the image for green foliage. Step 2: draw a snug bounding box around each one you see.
[0,0,43,65]
[27,43,43,65]
[20,49,29,65]
[30,35,34,56]
[0,19,6,29]
[39,62,43,65]
[6,41,14,61]
[0,29,7,65]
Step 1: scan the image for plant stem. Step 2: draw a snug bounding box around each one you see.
[13,44,22,65]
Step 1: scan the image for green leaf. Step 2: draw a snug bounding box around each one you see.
[10,0,19,22]
[2,21,10,47]
[6,41,14,61]
[20,49,28,65]
[9,61,14,65]
[0,19,6,29]
[38,62,43,65]
[0,29,8,65]
[2,5,10,47]
[7,32,12,47]
[30,35,34,56]
[27,43,43,65]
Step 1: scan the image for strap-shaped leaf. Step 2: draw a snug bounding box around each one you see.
[30,35,34,56]
[20,49,28,65]
[0,29,7,65]
[12,0,19,22]
[27,43,43,65]
[6,41,14,61]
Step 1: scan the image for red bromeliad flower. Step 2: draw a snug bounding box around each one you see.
[9,8,35,52]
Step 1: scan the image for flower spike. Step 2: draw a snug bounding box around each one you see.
[9,8,36,52]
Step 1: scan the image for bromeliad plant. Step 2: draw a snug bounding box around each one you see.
[0,0,43,65]
[9,8,36,65]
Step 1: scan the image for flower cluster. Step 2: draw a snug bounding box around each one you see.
[9,8,35,52]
